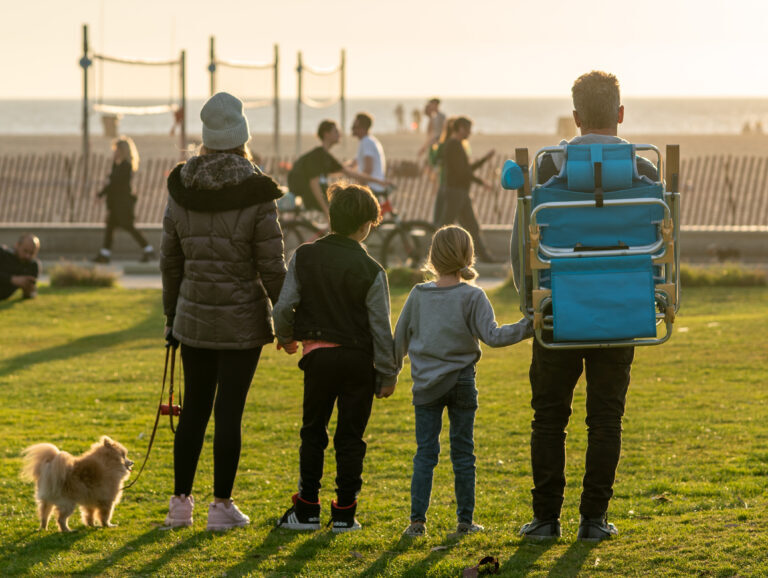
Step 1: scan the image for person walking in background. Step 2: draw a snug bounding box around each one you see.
[411,108,422,133]
[288,120,391,219]
[394,226,532,538]
[349,113,388,197]
[513,71,657,543]
[93,136,154,264]
[428,117,457,224]
[419,98,446,157]
[273,183,398,533]
[436,116,496,262]
[160,92,286,531]
[0,233,41,301]
[395,103,405,132]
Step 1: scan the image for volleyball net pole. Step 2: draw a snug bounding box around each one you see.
[295,48,346,158]
[209,37,280,155]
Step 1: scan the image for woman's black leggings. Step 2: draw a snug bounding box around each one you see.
[103,213,149,250]
[173,344,262,499]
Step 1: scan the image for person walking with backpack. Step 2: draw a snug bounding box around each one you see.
[160,92,286,531]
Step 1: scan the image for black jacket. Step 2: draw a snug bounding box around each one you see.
[292,234,383,352]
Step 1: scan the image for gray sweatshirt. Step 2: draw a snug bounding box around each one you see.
[394,281,533,405]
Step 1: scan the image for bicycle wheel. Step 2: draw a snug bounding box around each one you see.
[381,221,436,269]
[281,221,320,263]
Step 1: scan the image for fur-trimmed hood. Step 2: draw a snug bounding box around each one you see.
[167,153,283,212]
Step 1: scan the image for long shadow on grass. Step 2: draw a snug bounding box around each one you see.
[76,527,179,575]
[546,541,597,577]
[0,528,88,574]
[223,524,328,575]
[500,539,557,575]
[130,529,211,575]
[0,297,161,379]
[377,534,456,576]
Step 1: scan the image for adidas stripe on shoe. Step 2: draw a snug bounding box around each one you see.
[276,493,321,530]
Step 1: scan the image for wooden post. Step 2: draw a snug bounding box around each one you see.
[666,144,680,192]
[515,148,530,197]
[208,36,215,95]
[296,51,303,157]
[180,50,187,158]
[273,44,280,156]
[81,24,91,195]
[340,49,346,146]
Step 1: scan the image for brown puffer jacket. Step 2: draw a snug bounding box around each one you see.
[160,153,286,350]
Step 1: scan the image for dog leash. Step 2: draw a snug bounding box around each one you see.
[123,342,182,490]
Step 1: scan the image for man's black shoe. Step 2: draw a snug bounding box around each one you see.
[577,515,618,542]
[519,517,561,541]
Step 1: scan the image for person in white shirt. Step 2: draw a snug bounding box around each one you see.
[349,112,387,195]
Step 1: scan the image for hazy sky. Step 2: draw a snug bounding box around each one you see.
[3,0,768,99]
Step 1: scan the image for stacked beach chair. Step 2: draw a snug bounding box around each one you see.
[503,143,681,348]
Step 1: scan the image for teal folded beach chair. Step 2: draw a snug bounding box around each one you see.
[502,144,681,349]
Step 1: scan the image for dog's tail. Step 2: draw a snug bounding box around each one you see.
[20,443,67,488]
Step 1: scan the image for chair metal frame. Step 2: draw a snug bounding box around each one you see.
[512,144,681,349]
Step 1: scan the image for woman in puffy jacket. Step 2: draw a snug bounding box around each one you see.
[160,92,286,531]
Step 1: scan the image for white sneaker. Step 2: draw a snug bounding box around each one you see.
[206,500,250,531]
[163,494,194,528]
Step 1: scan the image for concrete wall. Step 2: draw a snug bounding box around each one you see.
[1,223,766,264]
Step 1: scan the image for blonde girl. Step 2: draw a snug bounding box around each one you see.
[94,136,154,263]
[394,225,532,537]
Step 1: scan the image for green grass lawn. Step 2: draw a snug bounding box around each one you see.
[1,283,767,577]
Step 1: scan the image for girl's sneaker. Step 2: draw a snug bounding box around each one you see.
[449,521,484,538]
[330,500,361,533]
[163,494,194,528]
[403,521,427,537]
[276,493,321,530]
[206,500,250,531]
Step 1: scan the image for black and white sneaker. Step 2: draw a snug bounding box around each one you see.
[329,500,361,533]
[519,517,561,541]
[577,515,618,542]
[276,493,321,530]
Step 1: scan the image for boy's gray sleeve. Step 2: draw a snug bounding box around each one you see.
[469,289,534,347]
[393,290,414,371]
[271,256,301,344]
[366,270,398,388]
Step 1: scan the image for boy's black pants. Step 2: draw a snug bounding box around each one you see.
[298,347,375,506]
[528,340,634,520]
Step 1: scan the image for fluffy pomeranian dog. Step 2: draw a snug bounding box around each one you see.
[21,436,133,532]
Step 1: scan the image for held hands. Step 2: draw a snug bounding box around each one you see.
[276,340,299,355]
[376,383,396,399]
[164,326,180,348]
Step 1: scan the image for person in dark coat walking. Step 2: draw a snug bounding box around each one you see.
[93,136,154,263]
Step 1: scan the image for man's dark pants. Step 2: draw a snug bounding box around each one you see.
[529,339,634,520]
[298,347,375,506]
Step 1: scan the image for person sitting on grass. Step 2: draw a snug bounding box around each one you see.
[0,234,41,301]
[273,182,398,533]
[394,225,532,538]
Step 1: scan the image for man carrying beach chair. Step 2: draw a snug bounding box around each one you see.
[512,71,660,542]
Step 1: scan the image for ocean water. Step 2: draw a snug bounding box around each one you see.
[1,97,768,136]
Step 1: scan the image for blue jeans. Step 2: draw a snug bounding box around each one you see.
[411,365,478,524]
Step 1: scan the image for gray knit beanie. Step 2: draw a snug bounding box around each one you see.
[200,92,250,150]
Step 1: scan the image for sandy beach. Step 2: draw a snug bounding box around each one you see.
[2,132,768,162]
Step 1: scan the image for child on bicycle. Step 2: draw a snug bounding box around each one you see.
[394,225,532,537]
[273,182,398,533]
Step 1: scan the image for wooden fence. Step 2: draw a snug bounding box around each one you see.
[1,153,768,229]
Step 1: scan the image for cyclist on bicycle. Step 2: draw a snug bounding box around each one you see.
[289,120,390,219]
